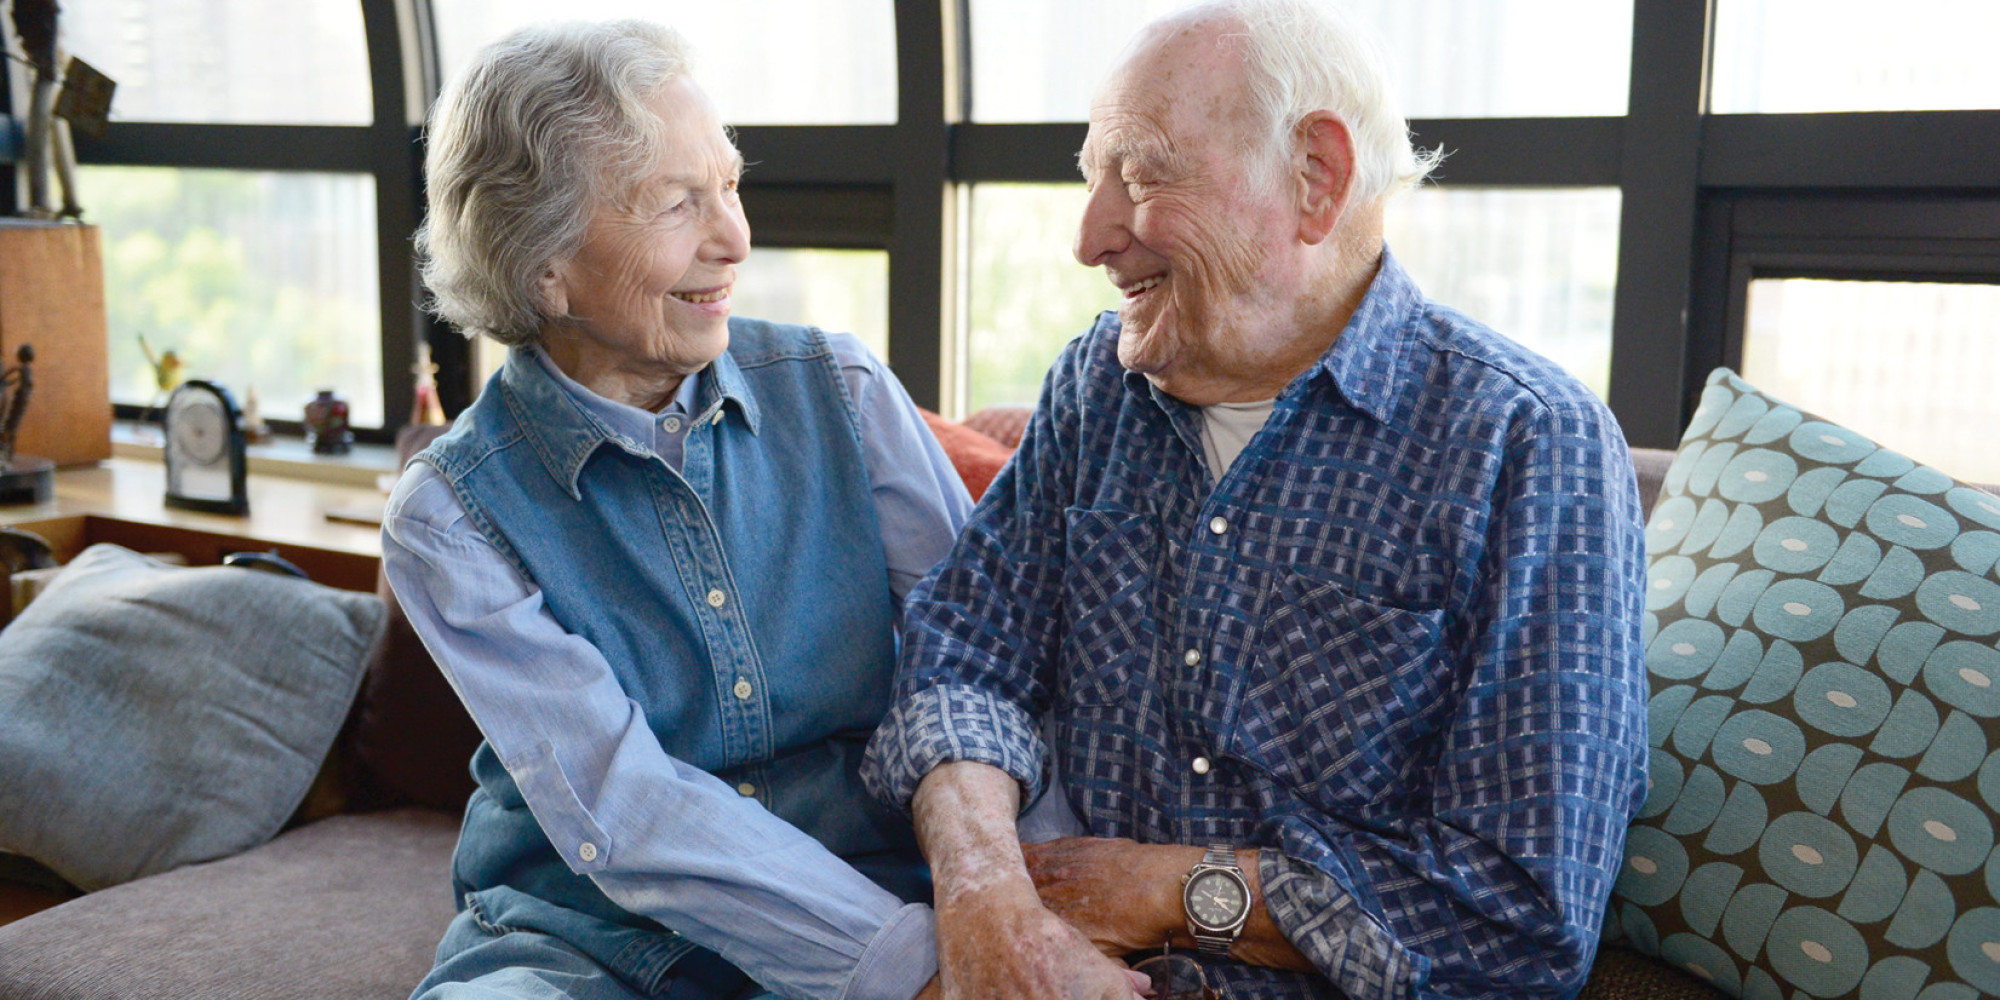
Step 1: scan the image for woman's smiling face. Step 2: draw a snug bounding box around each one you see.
[540,75,750,392]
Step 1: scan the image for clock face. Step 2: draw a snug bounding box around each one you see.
[169,392,229,465]
[164,382,244,512]
[1186,869,1247,928]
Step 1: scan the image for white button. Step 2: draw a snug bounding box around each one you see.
[737,782,757,797]
[733,678,753,700]
[1184,649,1202,666]
[1208,517,1228,535]
[1191,757,1211,775]
[707,589,727,609]
[662,416,683,434]
[578,842,598,862]
[711,410,724,425]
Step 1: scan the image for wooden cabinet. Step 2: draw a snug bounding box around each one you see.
[0,222,111,466]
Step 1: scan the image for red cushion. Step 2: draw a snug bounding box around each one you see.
[962,405,1032,450]
[921,409,1015,500]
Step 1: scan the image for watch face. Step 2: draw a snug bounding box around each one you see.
[1186,869,1248,929]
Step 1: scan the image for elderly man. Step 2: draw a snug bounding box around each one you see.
[861,2,1649,999]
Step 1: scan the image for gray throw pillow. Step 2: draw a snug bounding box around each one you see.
[0,544,385,891]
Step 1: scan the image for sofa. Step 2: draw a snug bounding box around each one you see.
[1,396,1938,1000]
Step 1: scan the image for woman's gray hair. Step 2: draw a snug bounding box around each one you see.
[1181,0,1438,205]
[416,20,695,346]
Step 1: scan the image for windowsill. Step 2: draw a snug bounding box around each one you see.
[111,421,400,489]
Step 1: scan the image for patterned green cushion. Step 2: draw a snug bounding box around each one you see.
[1609,369,2000,1000]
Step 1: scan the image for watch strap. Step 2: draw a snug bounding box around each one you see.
[1186,844,1249,956]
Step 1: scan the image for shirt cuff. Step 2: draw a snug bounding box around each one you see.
[836,902,937,1000]
[861,683,1047,815]
[1260,849,1425,1000]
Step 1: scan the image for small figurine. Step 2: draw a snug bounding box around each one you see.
[240,385,273,444]
[137,333,184,423]
[0,345,37,470]
[410,340,447,427]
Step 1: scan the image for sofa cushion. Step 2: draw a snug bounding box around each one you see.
[0,809,459,1000]
[1609,368,2000,998]
[921,408,1014,500]
[0,544,385,891]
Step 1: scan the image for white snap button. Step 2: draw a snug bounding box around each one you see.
[1184,649,1202,666]
[737,783,757,797]
[711,410,723,425]
[707,589,727,609]
[1209,517,1228,535]
[578,842,598,862]
[1191,757,1211,775]
[733,678,753,700]
[662,416,683,434]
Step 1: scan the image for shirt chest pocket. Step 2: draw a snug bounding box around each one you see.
[1223,574,1451,813]
[1058,507,1160,707]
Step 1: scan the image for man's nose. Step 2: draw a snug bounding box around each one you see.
[1073,182,1131,267]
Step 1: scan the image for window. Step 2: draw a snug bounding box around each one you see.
[1711,0,2000,113]
[968,0,1631,121]
[63,0,372,125]
[1386,187,1621,398]
[964,185,1119,410]
[90,167,385,426]
[1740,278,2000,482]
[39,2,1998,457]
[429,0,896,124]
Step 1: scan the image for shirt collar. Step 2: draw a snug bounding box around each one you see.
[498,343,761,499]
[1311,246,1425,426]
[1122,246,1425,427]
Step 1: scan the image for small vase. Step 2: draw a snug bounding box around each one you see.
[303,389,353,455]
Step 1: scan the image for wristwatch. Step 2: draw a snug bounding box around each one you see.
[1181,844,1252,955]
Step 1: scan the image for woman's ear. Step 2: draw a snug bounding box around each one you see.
[537,262,570,319]
[1294,111,1356,247]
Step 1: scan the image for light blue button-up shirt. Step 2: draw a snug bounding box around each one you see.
[385,332,971,1000]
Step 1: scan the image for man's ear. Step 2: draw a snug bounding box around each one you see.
[1293,111,1355,246]
[537,261,570,319]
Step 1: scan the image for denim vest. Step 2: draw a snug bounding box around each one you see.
[415,319,922,984]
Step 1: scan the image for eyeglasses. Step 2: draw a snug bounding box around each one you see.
[1131,948,1220,1000]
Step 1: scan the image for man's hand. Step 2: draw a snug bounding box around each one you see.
[1025,838,1318,973]
[1020,837,1197,957]
[914,762,1146,1000]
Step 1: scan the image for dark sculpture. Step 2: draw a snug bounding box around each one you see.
[0,345,37,471]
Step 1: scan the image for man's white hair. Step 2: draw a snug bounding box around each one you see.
[416,20,695,347]
[1179,0,1437,205]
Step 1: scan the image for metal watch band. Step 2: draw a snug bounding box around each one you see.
[1188,844,1248,956]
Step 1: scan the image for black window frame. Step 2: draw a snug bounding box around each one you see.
[9,0,1998,448]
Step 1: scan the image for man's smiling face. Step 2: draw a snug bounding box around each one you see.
[1072,18,1309,404]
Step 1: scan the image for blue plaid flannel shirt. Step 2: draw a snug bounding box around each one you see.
[862,251,1650,1000]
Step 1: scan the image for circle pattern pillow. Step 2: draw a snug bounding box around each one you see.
[1608,369,2000,1000]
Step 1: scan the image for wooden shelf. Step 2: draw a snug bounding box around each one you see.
[0,459,385,592]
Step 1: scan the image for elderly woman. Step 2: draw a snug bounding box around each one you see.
[382,20,968,1000]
